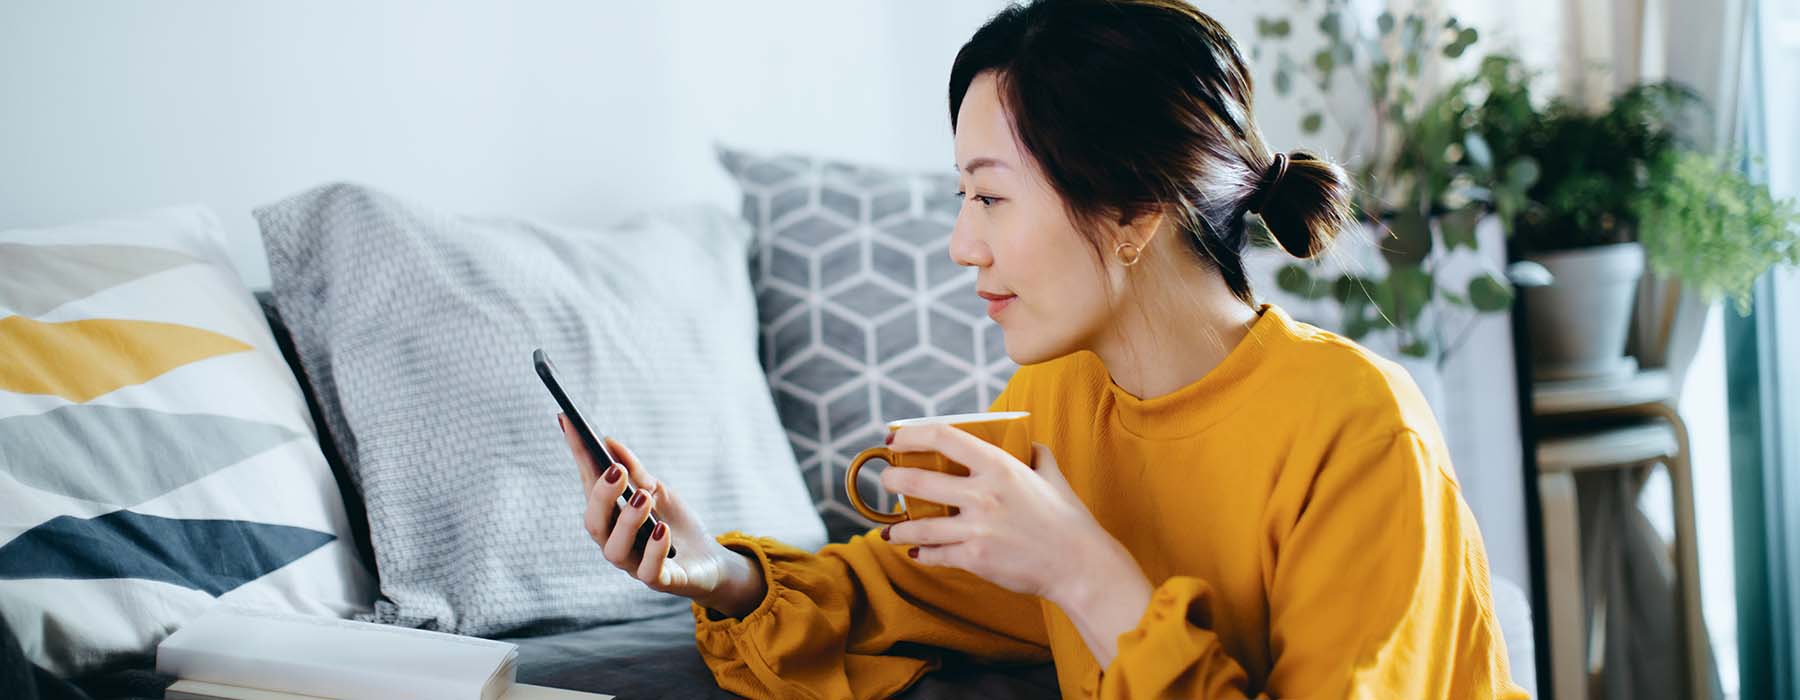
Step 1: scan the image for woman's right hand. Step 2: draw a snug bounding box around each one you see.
[559,414,766,617]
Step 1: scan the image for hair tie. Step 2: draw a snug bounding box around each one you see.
[1248,152,1289,215]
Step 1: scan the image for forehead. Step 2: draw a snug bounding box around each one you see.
[953,72,1024,174]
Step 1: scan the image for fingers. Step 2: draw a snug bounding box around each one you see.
[1029,443,1065,482]
[603,436,660,494]
[583,461,629,548]
[887,424,1018,476]
[879,466,975,509]
[562,414,602,493]
[603,487,656,567]
[635,520,673,588]
[884,516,970,546]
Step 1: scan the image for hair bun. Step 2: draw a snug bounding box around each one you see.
[1250,150,1355,259]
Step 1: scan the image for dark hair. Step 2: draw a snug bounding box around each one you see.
[949,0,1354,303]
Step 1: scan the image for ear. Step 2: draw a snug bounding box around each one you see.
[1114,207,1168,250]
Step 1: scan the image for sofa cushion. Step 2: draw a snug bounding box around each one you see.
[507,610,1059,699]
[0,206,376,677]
[255,183,827,637]
[718,146,1020,542]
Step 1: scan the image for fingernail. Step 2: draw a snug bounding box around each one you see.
[652,522,667,541]
[631,491,648,508]
[907,546,919,559]
[880,525,891,541]
[557,418,566,434]
[605,466,623,484]
[885,431,895,445]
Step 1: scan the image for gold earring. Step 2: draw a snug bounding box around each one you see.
[1114,241,1142,267]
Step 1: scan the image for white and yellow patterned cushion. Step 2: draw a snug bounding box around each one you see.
[0,206,376,676]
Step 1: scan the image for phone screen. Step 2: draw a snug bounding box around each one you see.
[534,349,674,558]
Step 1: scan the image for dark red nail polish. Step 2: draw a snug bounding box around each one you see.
[631,491,648,508]
[885,432,895,445]
[605,466,623,484]
[907,546,919,559]
[880,526,891,541]
[652,522,667,541]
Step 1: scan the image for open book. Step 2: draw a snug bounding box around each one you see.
[157,607,523,700]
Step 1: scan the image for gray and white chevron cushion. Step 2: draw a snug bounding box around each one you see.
[718,147,1019,543]
[257,184,826,635]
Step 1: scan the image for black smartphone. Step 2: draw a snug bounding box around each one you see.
[534,348,674,559]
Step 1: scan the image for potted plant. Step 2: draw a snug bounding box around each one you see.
[1501,82,1698,380]
[1251,2,1527,365]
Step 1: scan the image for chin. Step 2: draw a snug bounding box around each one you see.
[994,318,1081,366]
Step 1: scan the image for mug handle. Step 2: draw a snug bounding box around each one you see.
[845,447,908,525]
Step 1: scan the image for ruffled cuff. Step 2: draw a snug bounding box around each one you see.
[1096,576,1226,697]
[690,531,797,656]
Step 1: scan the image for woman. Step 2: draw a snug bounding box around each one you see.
[560,1,1526,697]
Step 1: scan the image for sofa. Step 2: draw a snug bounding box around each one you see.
[0,149,1535,699]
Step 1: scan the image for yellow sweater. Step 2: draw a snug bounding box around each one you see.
[694,305,1527,699]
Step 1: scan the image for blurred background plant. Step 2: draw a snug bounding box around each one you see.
[1251,0,1527,361]
[1635,152,1800,314]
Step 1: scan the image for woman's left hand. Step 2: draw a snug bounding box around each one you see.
[878,424,1146,611]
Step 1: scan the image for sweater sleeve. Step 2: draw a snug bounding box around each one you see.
[693,377,1052,700]
[692,532,1052,699]
[1093,429,1528,700]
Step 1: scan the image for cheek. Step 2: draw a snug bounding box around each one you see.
[994,212,1111,356]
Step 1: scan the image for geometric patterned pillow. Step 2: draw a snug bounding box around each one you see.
[0,206,376,677]
[718,146,1020,543]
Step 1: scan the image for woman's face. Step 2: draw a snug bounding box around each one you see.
[950,71,1120,366]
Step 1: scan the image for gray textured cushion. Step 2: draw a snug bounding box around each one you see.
[256,183,826,637]
[719,147,1019,542]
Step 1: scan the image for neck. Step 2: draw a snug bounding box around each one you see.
[1090,264,1257,400]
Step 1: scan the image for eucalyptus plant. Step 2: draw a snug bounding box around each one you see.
[1252,0,1527,360]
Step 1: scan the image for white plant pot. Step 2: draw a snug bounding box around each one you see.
[1523,242,1645,381]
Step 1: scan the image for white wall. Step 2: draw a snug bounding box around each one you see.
[0,0,1533,598]
[0,0,1008,288]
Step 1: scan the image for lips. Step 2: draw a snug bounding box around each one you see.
[977,291,1016,318]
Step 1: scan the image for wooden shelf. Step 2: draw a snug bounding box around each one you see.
[1533,369,1674,417]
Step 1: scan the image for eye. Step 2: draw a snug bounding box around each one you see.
[953,191,1001,208]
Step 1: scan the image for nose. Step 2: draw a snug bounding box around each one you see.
[947,201,992,269]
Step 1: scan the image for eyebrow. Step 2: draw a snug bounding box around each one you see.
[956,157,1011,175]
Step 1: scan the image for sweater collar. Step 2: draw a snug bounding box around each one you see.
[1103,304,1300,440]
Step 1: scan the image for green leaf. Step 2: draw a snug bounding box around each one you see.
[1275,68,1293,96]
[1276,264,1318,298]
[1443,26,1479,58]
[1462,133,1493,169]
[1400,339,1432,358]
[1272,18,1292,37]
[1441,206,1481,251]
[1505,157,1540,190]
[1384,209,1432,265]
[1377,11,1395,35]
[1313,49,1336,75]
[1301,112,1324,134]
[1469,274,1514,311]
[1404,53,1421,77]
[1318,12,1342,38]
[1382,265,1434,323]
